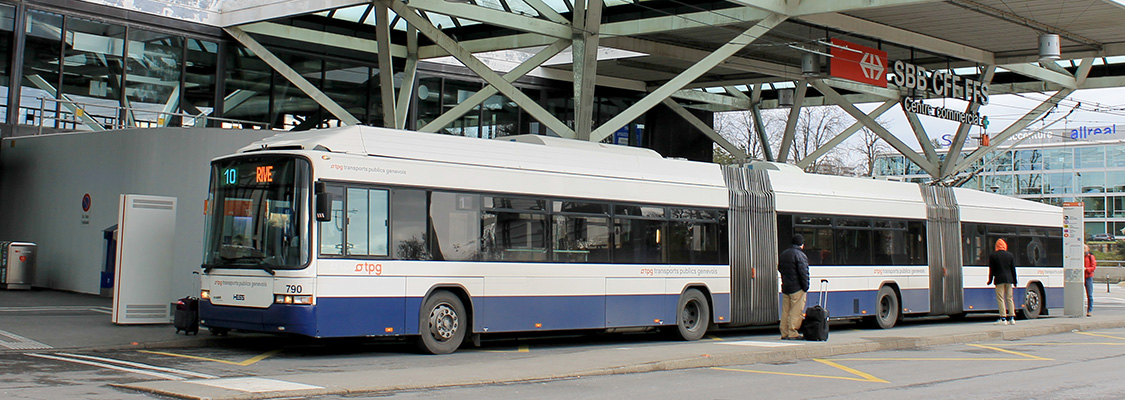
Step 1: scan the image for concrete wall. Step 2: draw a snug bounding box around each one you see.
[0,128,272,296]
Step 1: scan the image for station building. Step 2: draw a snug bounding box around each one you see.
[0,1,712,159]
[873,125,1125,238]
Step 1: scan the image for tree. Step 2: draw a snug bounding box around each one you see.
[716,104,898,177]
[848,122,892,177]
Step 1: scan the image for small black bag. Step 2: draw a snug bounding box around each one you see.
[800,279,830,341]
[172,297,199,335]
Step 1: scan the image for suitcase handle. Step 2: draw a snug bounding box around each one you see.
[818,279,829,307]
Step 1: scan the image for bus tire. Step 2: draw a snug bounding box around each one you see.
[672,289,710,341]
[1021,284,1044,320]
[872,286,900,329]
[417,291,466,355]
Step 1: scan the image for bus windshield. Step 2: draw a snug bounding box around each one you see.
[203,155,310,271]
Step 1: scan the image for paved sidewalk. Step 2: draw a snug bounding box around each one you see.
[0,289,266,352]
[3,286,1125,399]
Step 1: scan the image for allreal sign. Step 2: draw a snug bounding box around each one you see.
[891,60,989,105]
[829,38,887,88]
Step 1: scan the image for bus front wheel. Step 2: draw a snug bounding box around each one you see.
[672,289,710,341]
[417,291,467,355]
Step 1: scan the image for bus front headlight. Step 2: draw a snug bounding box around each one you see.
[274,294,312,305]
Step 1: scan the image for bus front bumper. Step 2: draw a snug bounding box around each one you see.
[200,300,317,337]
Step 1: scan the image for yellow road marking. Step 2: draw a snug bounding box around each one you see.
[966,344,1052,360]
[138,349,281,366]
[713,359,888,383]
[705,335,723,341]
[814,359,889,383]
[481,345,530,353]
[1075,331,1125,340]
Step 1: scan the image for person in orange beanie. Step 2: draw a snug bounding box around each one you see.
[988,238,1017,325]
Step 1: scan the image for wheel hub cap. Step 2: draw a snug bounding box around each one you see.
[429,304,458,341]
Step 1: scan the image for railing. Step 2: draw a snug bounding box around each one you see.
[25,97,270,134]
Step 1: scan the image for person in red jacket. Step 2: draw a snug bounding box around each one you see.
[1084,244,1097,317]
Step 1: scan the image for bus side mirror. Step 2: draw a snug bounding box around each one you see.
[315,182,332,222]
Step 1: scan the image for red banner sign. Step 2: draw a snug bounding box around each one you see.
[829,38,887,87]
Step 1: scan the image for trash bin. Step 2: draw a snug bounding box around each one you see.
[1,242,37,290]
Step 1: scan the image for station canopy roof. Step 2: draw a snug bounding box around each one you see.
[228,0,1125,109]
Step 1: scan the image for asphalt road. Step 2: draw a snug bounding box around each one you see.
[340,326,1125,400]
[1,286,1124,399]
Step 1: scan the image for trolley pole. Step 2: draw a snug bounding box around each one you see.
[1062,203,1085,317]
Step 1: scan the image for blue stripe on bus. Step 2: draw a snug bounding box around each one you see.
[202,293,734,338]
[795,288,929,318]
[316,297,408,337]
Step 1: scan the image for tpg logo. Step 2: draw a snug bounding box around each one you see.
[233,294,246,301]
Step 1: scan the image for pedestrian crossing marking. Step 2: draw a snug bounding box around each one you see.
[0,329,51,350]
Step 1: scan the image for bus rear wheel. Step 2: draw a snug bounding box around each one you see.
[672,289,710,341]
[1021,284,1043,320]
[417,291,466,355]
[870,286,900,329]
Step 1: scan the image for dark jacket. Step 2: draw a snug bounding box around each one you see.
[988,250,1017,284]
[778,245,810,294]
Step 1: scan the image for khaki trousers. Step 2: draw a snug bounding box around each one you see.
[994,283,1016,318]
[780,290,807,338]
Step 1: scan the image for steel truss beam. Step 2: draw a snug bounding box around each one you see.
[812,80,939,176]
[949,58,1094,176]
[938,65,996,178]
[796,100,897,169]
[589,13,787,143]
[375,2,396,128]
[419,39,570,133]
[903,103,938,162]
[383,0,575,137]
[777,81,807,162]
[226,26,361,125]
[395,26,419,129]
[572,0,603,140]
[749,83,774,162]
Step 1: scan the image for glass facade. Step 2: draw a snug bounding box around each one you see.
[874,137,1125,238]
[0,4,13,123]
[1,4,618,139]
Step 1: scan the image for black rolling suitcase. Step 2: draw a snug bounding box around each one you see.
[800,279,830,341]
[173,297,199,335]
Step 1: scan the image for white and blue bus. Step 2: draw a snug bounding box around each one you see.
[199,126,1062,354]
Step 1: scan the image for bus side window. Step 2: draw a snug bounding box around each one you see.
[392,189,430,260]
[319,185,345,256]
[345,188,389,257]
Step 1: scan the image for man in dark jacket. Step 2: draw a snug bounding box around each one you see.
[778,234,810,339]
[988,238,1017,325]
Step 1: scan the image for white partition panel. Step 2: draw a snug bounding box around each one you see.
[112,194,178,324]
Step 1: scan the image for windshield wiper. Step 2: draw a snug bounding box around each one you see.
[215,256,277,275]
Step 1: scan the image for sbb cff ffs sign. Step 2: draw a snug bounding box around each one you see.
[829,38,887,88]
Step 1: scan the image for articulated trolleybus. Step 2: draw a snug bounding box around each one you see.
[199,126,1062,354]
